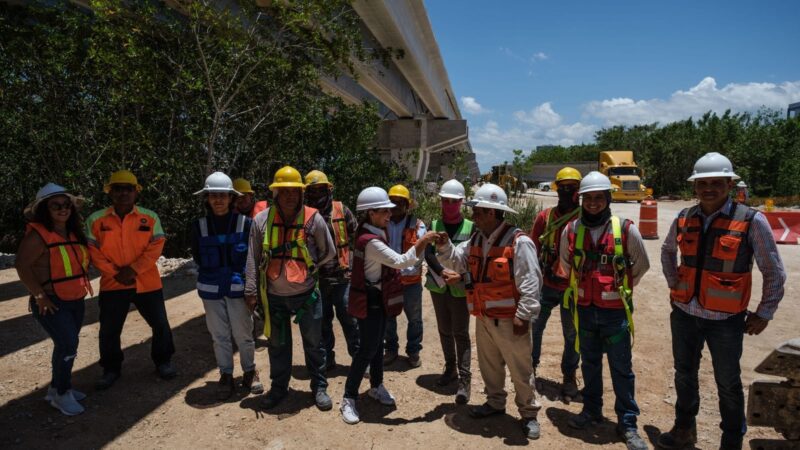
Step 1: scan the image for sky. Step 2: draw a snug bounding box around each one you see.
[425,0,800,171]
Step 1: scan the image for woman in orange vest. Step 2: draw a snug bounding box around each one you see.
[15,183,93,416]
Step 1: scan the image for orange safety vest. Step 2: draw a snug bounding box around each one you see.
[670,203,756,314]
[264,205,317,283]
[330,201,350,270]
[465,223,523,318]
[26,223,92,301]
[399,215,422,285]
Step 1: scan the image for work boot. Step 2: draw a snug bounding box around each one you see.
[437,365,458,386]
[241,370,264,395]
[522,418,541,440]
[561,373,579,399]
[315,389,333,411]
[49,390,84,416]
[95,371,120,390]
[383,350,398,366]
[340,397,360,424]
[407,353,421,368]
[217,373,235,401]
[469,402,505,418]
[617,427,648,450]
[455,378,471,404]
[656,425,697,449]
[259,389,288,410]
[568,410,603,429]
[368,384,396,406]
[157,362,177,380]
[45,386,86,402]
[325,355,337,371]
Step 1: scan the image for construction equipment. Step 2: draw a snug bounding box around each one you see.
[747,338,800,449]
[598,151,648,202]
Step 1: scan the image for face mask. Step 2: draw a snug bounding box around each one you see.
[441,200,463,224]
[557,185,580,213]
[306,190,331,212]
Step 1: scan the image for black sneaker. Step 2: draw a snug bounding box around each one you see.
[469,402,505,418]
[217,373,235,401]
[383,351,398,366]
[568,411,603,429]
[437,366,458,386]
[259,389,288,410]
[95,371,120,390]
[156,362,177,380]
[242,370,264,395]
[656,425,697,449]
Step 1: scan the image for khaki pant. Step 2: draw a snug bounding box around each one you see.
[476,315,541,419]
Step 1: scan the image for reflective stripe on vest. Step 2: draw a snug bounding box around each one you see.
[263,206,316,282]
[465,223,521,319]
[26,223,92,301]
[196,214,249,300]
[425,219,474,296]
[330,201,350,270]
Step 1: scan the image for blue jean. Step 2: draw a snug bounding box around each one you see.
[670,306,746,447]
[31,295,85,395]
[578,305,640,431]
[344,289,387,399]
[319,279,359,365]
[531,285,579,375]
[385,282,423,355]
[266,290,327,393]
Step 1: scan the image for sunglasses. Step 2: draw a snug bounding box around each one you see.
[48,200,72,211]
[111,184,135,193]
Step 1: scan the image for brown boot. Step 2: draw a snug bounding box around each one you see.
[656,425,697,449]
[217,373,235,401]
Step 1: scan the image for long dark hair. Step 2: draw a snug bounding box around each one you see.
[33,197,88,245]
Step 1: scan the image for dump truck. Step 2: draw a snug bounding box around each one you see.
[598,150,648,202]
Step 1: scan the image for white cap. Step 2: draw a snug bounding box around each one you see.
[687,152,740,181]
[465,183,517,214]
[193,171,241,195]
[356,187,396,211]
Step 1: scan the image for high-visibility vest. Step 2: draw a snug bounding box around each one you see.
[194,213,249,300]
[348,227,404,319]
[670,203,756,314]
[425,218,473,297]
[262,206,317,284]
[535,207,579,289]
[329,201,350,270]
[26,223,92,301]
[399,215,422,285]
[465,223,523,319]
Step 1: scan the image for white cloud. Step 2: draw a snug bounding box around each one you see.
[514,102,562,127]
[531,52,548,61]
[585,77,800,126]
[461,96,488,115]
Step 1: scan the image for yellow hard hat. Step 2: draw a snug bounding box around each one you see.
[305,170,332,187]
[555,167,582,183]
[388,184,411,201]
[233,178,255,194]
[104,170,142,193]
[269,166,305,190]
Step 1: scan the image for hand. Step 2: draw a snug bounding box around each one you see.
[35,295,58,316]
[512,317,529,335]
[245,295,258,313]
[419,231,440,246]
[114,266,137,285]
[745,312,769,335]
[435,232,450,246]
[441,269,462,285]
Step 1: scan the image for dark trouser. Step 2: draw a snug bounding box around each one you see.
[670,305,746,448]
[267,290,327,393]
[578,305,639,431]
[31,295,85,395]
[99,289,174,374]
[430,289,471,381]
[384,282,423,355]
[531,285,579,375]
[344,290,387,399]
[319,278,359,366]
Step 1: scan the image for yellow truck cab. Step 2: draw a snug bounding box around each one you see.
[598,150,648,202]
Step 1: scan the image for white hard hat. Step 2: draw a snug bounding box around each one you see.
[193,171,241,195]
[465,183,517,214]
[579,171,612,194]
[439,179,465,199]
[687,152,740,181]
[356,187,396,211]
[737,181,747,188]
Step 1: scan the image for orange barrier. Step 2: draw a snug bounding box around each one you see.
[638,198,659,239]
[762,211,800,245]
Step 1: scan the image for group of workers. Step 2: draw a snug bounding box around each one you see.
[15,151,785,450]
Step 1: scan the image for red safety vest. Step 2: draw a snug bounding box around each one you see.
[330,201,350,270]
[26,223,92,301]
[264,206,317,284]
[670,203,756,314]
[348,227,404,319]
[465,223,523,319]
[399,215,422,285]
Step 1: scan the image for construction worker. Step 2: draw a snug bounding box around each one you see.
[383,184,426,367]
[243,166,336,411]
[191,172,262,400]
[340,187,440,424]
[423,179,473,404]
[734,180,749,205]
[233,178,268,218]
[16,183,92,415]
[658,153,786,450]
[86,170,176,390]
[304,170,359,371]
[559,171,649,450]
[435,183,543,440]
[529,167,582,400]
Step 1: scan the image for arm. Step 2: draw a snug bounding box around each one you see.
[424,244,444,276]
[344,206,358,238]
[660,218,680,289]
[624,223,650,286]
[190,220,201,265]
[366,238,419,269]
[244,214,264,298]
[14,231,48,298]
[748,212,786,321]
[128,214,166,275]
[311,212,336,267]
[529,211,546,254]
[435,239,470,273]
[85,213,119,277]
[512,236,543,322]
[556,226,572,279]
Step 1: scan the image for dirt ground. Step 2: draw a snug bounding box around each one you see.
[1,195,797,449]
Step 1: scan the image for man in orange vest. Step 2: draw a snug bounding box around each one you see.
[244,166,336,412]
[383,184,427,368]
[658,153,786,450]
[304,170,359,371]
[435,183,544,440]
[233,178,268,218]
[86,170,176,390]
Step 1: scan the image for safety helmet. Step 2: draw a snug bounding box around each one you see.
[232,178,255,194]
[356,187,396,211]
[465,183,517,214]
[388,184,411,202]
[103,170,142,193]
[687,152,740,181]
[305,170,332,187]
[193,172,240,196]
[737,181,747,188]
[269,166,305,190]
[438,179,465,199]
[555,167,582,183]
[578,171,612,194]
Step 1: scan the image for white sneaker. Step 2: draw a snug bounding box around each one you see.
[45,387,86,402]
[368,384,396,406]
[340,398,360,424]
[50,390,85,416]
